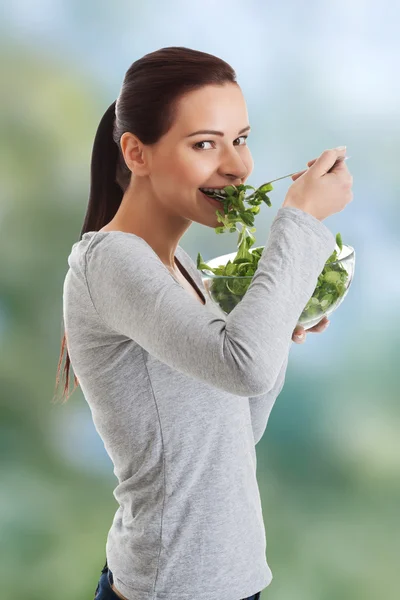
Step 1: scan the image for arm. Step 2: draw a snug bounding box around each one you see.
[80,207,335,398]
[248,343,291,445]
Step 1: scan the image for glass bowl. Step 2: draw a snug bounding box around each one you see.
[199,244,355,330]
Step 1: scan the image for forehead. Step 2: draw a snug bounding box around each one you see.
[171,84,247,133]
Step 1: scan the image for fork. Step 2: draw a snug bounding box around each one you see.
[268,155,351,184]
[214,155,351,199]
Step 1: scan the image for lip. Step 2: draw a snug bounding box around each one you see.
[199,190,224,208]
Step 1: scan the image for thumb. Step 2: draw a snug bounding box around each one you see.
[293,325,305,336]
[309,148,346,178]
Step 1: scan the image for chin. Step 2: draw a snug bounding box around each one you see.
[201,212,225,229]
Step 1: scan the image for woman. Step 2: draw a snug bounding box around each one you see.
[56,46,340,600]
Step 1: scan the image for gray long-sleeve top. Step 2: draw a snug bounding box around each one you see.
[62,206,336,600]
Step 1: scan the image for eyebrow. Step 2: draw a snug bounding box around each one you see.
[186,125,251,138]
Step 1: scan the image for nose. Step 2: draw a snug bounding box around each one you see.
[219,146,248,183]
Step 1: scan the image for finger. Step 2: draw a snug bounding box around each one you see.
[292,327,306,343]
[291,157,319,181]
[291,169,307,181]
[316,316,329,326]
[292,332,307,343]
[307,318,330,333]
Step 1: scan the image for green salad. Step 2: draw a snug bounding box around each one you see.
[196,182,349,320]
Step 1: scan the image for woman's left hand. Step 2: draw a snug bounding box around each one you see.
[292,316,330,343]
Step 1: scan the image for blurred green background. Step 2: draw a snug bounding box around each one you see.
[1,1,399,599]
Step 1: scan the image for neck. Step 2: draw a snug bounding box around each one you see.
[108,177,192,269]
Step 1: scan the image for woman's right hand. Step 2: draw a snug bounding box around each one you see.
[282,147,354,221]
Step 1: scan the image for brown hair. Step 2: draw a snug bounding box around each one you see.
[53,46,237,403]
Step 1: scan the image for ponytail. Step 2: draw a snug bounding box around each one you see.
[79,100,124,238]
[53,100,125,404]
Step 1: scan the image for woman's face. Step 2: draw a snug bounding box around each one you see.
[142,82,254,228]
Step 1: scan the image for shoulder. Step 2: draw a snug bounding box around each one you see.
[85,231,151,262]
[84,232,171,286]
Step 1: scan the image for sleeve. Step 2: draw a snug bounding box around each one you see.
[84,207,336,398]
[248,343,290,445]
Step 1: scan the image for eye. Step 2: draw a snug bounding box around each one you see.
[192,135,249,151]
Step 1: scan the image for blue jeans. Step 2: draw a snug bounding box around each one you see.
[94,560,261,600]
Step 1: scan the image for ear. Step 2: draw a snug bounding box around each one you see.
[120,132,151,176]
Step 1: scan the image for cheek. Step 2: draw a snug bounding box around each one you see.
[179,151,212,184]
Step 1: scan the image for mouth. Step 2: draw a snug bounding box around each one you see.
[198,187,227,199]
[198,189,225,208]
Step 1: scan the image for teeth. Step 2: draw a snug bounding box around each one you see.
[200,187,227,195]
